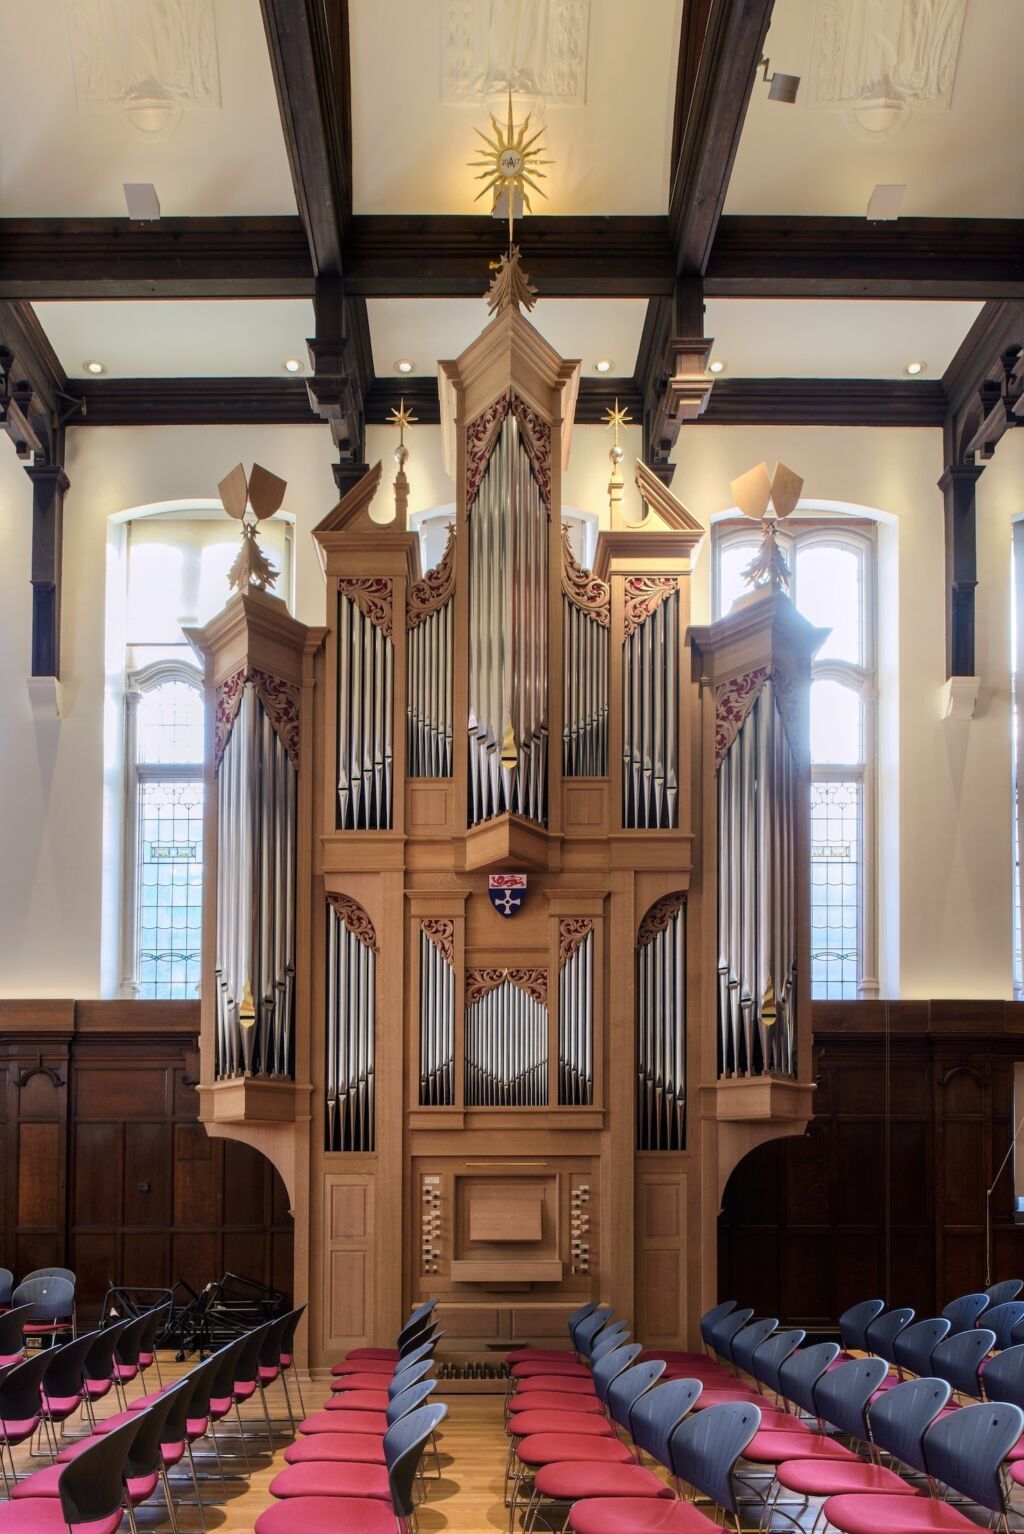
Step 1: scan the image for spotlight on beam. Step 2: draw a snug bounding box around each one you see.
[759,56,800,104]
[123,183,161,221]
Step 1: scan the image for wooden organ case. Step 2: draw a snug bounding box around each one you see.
[189,287,824,1379]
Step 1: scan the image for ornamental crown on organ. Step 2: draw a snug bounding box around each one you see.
[186,96,824,1363]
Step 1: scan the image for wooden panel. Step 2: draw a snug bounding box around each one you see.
[636,1170,687,1346]
[74,1124,120,1224]
[124,1123,170,1226]
[18,1122,61,1225]
[439,1308,500,1338]
[643,1182,681,1240]
[642,1250,683,1338]
[76,1069,166,1119]
[329,1249,367,1338]
[324,1174,374,1350]
[330,1183,367,1240]
[469,1195,543,1243]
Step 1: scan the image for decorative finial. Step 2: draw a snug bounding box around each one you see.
[486,245,538,315]
[219,462,286,595]
[468,85,551,247]
[387,397,417,523]
[603,398,633,527]
[729,460,803,595]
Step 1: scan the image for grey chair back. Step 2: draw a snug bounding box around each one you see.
[869,1377,951,1473]
[669,1401,761,1516]
[923,1400,1023,1512]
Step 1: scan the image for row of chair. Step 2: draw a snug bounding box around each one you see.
[254,1300,448,1534]
[0,1303,306,1531]
[501,1295,1024,1533]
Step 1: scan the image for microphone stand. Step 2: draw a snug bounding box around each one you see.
[985,1111,1024,1289]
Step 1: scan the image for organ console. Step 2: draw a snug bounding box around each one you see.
[187,250,825,1379]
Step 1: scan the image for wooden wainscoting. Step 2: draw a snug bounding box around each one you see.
[717,999,1024,1324]
[0,1000,293,1322]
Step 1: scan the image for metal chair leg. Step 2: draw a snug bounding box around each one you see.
[233,1401,252,1475]
[185,1441,206,1532]
[257,1381,275,1454]
[292,1368,307,1419]
[280,1370,296,1431]
[160,1465,180,1534]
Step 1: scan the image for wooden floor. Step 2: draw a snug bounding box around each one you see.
[7,1356,1021,1532]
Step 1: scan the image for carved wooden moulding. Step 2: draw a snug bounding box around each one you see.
[465,390,552,512]
[558,918,594,968]
[465,967,548,1007]
[407,528,456,630]
[421,917,455,968]
[340,576,394,639]
[214,664,301,768]
[623,575,677,639]
[637,893,685,948]
[714,665,799,768]
[561,529,609,627]
[327,893,378,952]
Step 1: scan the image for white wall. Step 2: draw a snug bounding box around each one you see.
[0,410,1019,1000]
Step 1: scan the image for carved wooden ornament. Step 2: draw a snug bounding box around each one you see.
[421,918,455,968]
[407,527,456,630]
[466,390,552,513]
[623,575,677,639]
[637,893,685,948]
[340,577,394,639]
[465,967,548,1007]
[561,529,609,626]
[559,918,594,968]
[214,665,301,768]
[328,894,378,952]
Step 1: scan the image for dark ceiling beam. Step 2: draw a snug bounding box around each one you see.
[69,374,947,431]
[938,300,1024,680]
[0,218,313,300]
[707,216,1024,299]
[0,301,76,679]
[259,0,369,493]
[4,215,1024,302]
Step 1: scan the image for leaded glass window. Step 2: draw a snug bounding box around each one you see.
[713,518,877,1000]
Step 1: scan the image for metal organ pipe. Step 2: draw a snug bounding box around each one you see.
[716,680,797,1078]
[337,587,393,830]
[325,898,377,1151]
[214,679,297,1082]
[419,924,455,1106]
[406,531,455,779]
[464,974,548,1107]
[467,412,548,826]
[558,926,594,1105]
[636,897,686,1151]
[623,589,679,829]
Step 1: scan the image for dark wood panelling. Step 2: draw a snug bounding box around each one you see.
[0,1002,292,1324]
[719,1002,1024,1325]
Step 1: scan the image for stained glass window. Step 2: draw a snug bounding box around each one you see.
[137,777,204,999]
[714,518,875,1000]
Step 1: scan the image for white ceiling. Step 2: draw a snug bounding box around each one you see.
[727,0,1024,217]
[367,296,648,379]
[34,300,316,378]
[0,0,295,216]
[704,299,983,379]
[349,0,681,215]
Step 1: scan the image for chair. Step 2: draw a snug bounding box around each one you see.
[256,1310,297,1433]
[0,1346,55,1492]
[38,1330,100,1450]
[750,1328,806,1398]
[0,1270,12,1310]
[0,1412,145,1534]
[22,1269,77,1286]
[229,1320,278,1456]
[930,1327,995,1400]
[864,1306,915,1362]
[574,1308,615,1360]
[0,1301,34,1367]
[286,1380,439,1468]
[940,1290,989,1335]
[256,1403,447,1534]
[708,1306,754,1365]
[136,1301,170,1390]
[777,1341,841,1418]
[326,1358,434,1418]
[332,1324,442,1377]
[12,1277,75,1348]
[893,1316,951,1380]
[589,1323,631,1361]
[815,1356,889,1439]
[838,1298,885,1355]
[823,1400,1024,1534]
[81,1318,133,1426]
[731,1318,778,1378]
[277,1304,308,1420]
[699,1299,737,1350]
[985,1277,1023,1306]
[986,1299,1024,1348]
[112,1309,159,1406]
[296,1378,438,1441]
[979,1340,1024,1406]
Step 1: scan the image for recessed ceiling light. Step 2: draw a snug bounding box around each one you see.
[594,359,613,374]
[395,359,415,374]
[83,360,106,375]
[283,358,304,374]
[708,360,725,375]
[904,360,926,376]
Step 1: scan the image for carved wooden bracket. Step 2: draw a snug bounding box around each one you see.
[327,893,378,952]
[465,967,548,1007]
[421,918,455,968]
[558,918,594,968]
[637,893,685,948]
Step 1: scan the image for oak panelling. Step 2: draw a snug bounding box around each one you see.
[0,1006,292,1325]
[720,1013,1024,1325]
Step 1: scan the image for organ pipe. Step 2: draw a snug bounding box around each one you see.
[337,584,394,830]
[406,528,455,779]
[561,531,610,778]
[467,412,548,826]
[623,587,679,829]
[214,679,296,1081]
[464,971,548,1107]
[558,921,594,1106]
[717,679,796,1078]
[419,921,455,1106]
[325,896,377,1151]
[636,896,686,1151]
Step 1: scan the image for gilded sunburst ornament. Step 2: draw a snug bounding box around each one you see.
[468,87,551,244]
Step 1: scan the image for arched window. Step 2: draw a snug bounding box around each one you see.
[714,518,877,1000]
[122,664,205,1000]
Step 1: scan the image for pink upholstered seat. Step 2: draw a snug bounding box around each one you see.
[516,1376,597,1396]
[269,1461,389,1499]
[0,1414,41,1446]
[568,1498,723,1533]
[507,1411,615,1437]
[512,1360,591,1379]
[507,1350,577,1364]
[508,1391,604,1415]
[329,1372,400,1393]
[300,1409,387,1434]
[741,1430,858,1464]
[324,1390,389,1411]
[10,1463,158,1505]
[515,1433,635,1468]
[0,1505,122,1534]
[534,1462,673,1500]
[255,1498,399,1534]
[775,1461,918,1496]
[284,1433,386,1465]
[821,1494,978,1534]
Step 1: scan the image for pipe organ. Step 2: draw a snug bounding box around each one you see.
[189,272,825,1379]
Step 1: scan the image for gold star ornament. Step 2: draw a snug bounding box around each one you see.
[602,398,633,447]
[386,397,417,447]
[468,87,551,243]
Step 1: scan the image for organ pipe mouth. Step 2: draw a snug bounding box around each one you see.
[239,979,257,1028]
[500,717,518,770]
